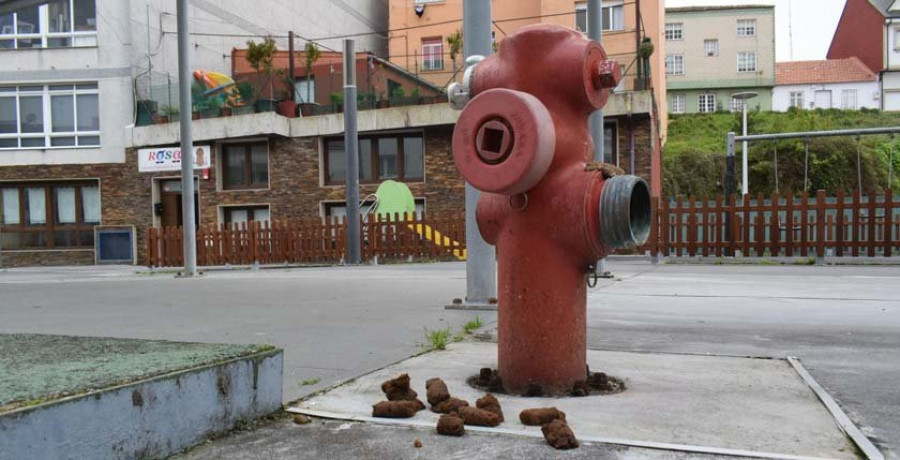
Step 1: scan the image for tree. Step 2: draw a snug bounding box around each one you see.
[303,41,322,104]
[245,36,277,100]
[447,29,463,77]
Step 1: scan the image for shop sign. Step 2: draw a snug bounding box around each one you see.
[138,145,211,172]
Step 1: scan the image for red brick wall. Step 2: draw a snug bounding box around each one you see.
[827,0,884,73]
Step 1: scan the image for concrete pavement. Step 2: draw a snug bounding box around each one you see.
[1,261,898,458]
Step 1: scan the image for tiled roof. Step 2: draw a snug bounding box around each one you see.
[775,58,878,86]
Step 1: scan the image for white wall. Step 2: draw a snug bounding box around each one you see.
[0,0,134,166]
[772,81,880,111]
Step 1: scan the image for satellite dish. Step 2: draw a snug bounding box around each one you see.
[415,5,425,17]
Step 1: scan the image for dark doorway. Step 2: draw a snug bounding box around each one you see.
[159,179,198,228]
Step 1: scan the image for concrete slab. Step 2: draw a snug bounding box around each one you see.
[0,334,283,460]
[292,341,858,460]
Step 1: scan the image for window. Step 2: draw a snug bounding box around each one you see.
[221,142,269,190]
[0,181,99,250]
[671,93,686,113]
[699,93,717,113]
[665,54,685,75]
[575,1,624,33]
[223,205,270,226]
[665,23,683,41]
[814,90,832,109]
[737,52,757,72]
[842,89,858,110]
[704,39,719,57]
[790,91,805,109]
[421,37,443,71]
[294,77,315,104]
[894,27,900,51]
[730,97,746,112]
[0,0,96,50]
[737,19,756,37]
[0,83,99,150]
[325,132,424,185]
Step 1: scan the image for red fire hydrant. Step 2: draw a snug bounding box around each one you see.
[451,25,652,395]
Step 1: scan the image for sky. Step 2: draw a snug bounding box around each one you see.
[665,0,847,62]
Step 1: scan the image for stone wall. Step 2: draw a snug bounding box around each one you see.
[614,115,654,183]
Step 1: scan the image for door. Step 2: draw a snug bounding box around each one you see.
[814,90,832,109]
[159,179,198,228]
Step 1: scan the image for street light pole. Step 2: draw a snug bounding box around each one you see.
[176,0,197,277]
[587,0,605,163]
[343,39,361,265]
[732,91,758,196]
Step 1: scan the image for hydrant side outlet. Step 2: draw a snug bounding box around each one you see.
[451,24,651,395]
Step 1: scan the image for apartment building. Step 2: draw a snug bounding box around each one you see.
[665,5,775,114]
[388,0,667,197]
[828,0,900,110]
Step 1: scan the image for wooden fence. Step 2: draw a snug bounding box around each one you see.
[642,190,900,258]
[147,212,467,267]
[148,191,900,267]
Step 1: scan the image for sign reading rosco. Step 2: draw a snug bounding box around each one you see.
[138,145,211,172]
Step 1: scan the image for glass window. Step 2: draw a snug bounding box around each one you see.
[738,52,757,73]
[575,3,586,33]
[20,96,43,133]
[704,39,719,57]
[82,185,100,223]
[26,187,47,224]
[699,94,717,113]
[842,89,858,110]
[2,188,19,224]
[671,93,686,113]
[378,138,399,179]
[422,37,443,71]
[403,136,424,179]
[737,19,756,37]
[222,142,269,189]
[55,186,76,224]
[51,95,75,132]
[665,54,685,75]
[0,97,15,134]
[665,23,683,41]
[224,206,270,225]
[73,0,96,31]
[575,1,623,33]
[790,91,805,109]
[2,1,96,49]
[326,140,346,183]
[359,138,374,181]
[76,93,98,131]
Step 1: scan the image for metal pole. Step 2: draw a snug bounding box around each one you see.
[742,102,749,195]
[462,0,497,306]
[343,39,361,265]
[773,142,779,194]
[176,0,197,276]
[726,132,736,256]
[736,126,900,142]
[856,136,863,197]
[288,31,296,102]
[588,0,605,163]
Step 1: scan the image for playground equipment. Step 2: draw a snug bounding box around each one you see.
[192,70,245,107]
[450,25,651,395]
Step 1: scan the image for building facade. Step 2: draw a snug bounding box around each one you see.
[387,0,667,197]
[773,58,880,111]
[665,5,775,114]
[828,0,900,110]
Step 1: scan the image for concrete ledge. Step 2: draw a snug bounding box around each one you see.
[0,336,283,460]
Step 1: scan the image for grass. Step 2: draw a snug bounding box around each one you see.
[299,377,321,386]
[422,326,452,351]
[462,316,483,334]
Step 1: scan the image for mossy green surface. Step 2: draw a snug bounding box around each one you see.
[0,334,272,412]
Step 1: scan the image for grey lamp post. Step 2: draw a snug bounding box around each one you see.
[732,91,758,196]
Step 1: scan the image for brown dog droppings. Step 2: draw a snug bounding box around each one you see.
[478,368,493,385]
[425,377,450,406]
[487,372,504,392]
[372,400,422,418]
[541,419,579,449]
[457,406,502,427]
[436,414,466,436]
[519,407,567,426]
[413,438,422,448]
[475,394,504,422]
[525,383,543,397]
[571,380,590,397]
[292,414,311,425]
[381,373,419,401]
[431,397,469,414]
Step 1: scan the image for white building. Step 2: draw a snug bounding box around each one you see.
[773,58,880,111]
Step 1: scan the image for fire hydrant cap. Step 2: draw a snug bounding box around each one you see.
[452,88,556,195]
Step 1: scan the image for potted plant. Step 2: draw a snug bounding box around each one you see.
[245,36,278,113]
[329,92,344,113]
[275,69,299,118]
[161,105,180,123]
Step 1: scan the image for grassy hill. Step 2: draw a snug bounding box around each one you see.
[664,109,900,197]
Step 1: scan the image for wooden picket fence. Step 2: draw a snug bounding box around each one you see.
[146,212,467,267]
[641,190,900,258]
